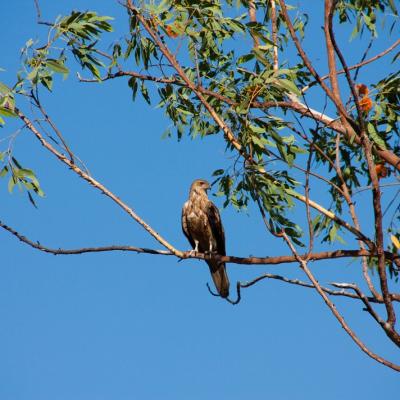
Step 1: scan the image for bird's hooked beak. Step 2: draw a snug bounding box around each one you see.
[204,182,211,191]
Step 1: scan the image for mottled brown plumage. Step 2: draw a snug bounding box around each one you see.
[182,179,230,298]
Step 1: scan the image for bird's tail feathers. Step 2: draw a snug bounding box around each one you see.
[208,261,230,298]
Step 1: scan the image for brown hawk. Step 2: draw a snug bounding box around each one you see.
[182,179,230,298]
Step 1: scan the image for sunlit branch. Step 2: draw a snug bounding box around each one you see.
[270,0,279,71]
[248,1,259,48]
[16,109,185,258]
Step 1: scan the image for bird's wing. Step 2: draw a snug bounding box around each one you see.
[206,200,226,255]
[181,201,196,249]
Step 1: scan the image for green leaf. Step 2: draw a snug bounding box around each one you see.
[367,123,387,150]
[140,82,151,104]
[212,169,225,176]
[0,82,12,96]
[0,106,17,117]
[275,79,301,96]
[249,124,266,134]
[237,53,255,65]
[0,165,8,177]
[128,77,138,100]
[46,59,70,74]
[8,176,16,193]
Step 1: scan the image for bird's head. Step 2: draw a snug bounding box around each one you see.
[190,179,211,194]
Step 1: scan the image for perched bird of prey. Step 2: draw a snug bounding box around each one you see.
[182,179,230,298]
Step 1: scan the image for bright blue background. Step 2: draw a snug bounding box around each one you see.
[1,1,399,399]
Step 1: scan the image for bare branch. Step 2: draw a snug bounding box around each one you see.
[281,230,400,372]
[301,38,400,93]
[334,130,381,299]
[0,219,172,256]
[33,0,41,20]
[16,109,184,258]
[239,273,381,302]
[31,92,75,163]
[249,1,259,48]
[3,218,400,284]
[304,140,314,260]
[331,282,400,345]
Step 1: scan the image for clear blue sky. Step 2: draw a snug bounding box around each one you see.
[1,1,399,399]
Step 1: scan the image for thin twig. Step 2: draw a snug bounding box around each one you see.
[31,92,75,163]
[302,38,400,93]
[304,141,314,260]
[33,0,41,20]
[354,38,373,82]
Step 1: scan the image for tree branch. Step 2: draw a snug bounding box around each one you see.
[335,130,381,300]
[31,92,76,163]
[3,218,400,287]
[270,0,279,71]
[331,282,400,346]
[281,230,400,372]
[326,1,397,328]
[278,0,400,171]
[239,273,380,303]
[248,1,259,48]
[16,109,185,258]
[301,38,400,93]
[122,4,377,247]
